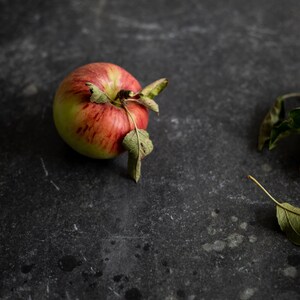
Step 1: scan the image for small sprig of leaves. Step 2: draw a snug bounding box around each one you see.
[258,93,300,150]
[248,175,300,245]
[124,78,168,114]
[86,78,168,182]
[121,78,168,182]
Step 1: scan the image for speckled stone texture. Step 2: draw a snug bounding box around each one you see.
[1,0,300,299]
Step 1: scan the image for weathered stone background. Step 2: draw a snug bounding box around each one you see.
[1,0,300,299]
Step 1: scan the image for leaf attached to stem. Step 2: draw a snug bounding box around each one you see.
[248,175,300,245]
[122,129,153,182]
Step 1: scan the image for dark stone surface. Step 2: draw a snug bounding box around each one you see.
[1,0,300,299]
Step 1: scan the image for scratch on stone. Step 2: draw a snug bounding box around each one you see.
[50,180,60,191]
[40,157,48,177]
[80,251,87,262]
[109,14,160,30]
[46,283,49,294]
[165,213,174,220]
[65,291,72,300]
[111,235,149,240]
[247,25,277,36]
[108,286,121,297]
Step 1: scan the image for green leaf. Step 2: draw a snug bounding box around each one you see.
[122,129,154,182]
[277,203,300,245]
[248,175,300,246]
[269,108,300,149]
[140,78,168,99]
[85,82,110,104]
[139,95,159,113]
[258,93,300,151]
[258,95,285,151]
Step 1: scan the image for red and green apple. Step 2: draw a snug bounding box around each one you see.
[53,62,167,181]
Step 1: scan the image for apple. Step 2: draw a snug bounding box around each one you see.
[53,62,167,181]
[53,62,149,158]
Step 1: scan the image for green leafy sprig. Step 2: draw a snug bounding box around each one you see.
[121,78,167,182]
[86,78,168,182]
[258,93,300,150]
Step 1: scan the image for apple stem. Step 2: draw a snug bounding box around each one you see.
[123,105,141,147]
[122,102,141,172]
[125,99,142,104]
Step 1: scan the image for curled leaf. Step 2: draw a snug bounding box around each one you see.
[258,95,285,151]
[85,82,110,104]
[140,78,168,99]
[248,175,300,246]
[122,129,153,182]
[258,93,300,150]
[139,95,159,113]
[269,108,300,149]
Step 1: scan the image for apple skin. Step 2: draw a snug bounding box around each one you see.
[53,62,149,159]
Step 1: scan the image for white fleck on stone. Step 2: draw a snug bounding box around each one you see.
[202,243,212,252]
[240,287,257,300]
[165,296,177,300]
[239,222,248,230]
[170,117,179,128]
[22,83,38,97]
[248,235,257,243]
[283,266,297,278]
[231,216,238,222]
[207,225,217,235]
[212,240,226,252]
[261,163,272,173]
[227,233,244,248]
[41,51,48,58]
[185,279,190,286]
[211,211,218,218]
[81,27,89,34]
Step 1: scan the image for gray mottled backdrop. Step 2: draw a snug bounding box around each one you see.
[1,0,300,299]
